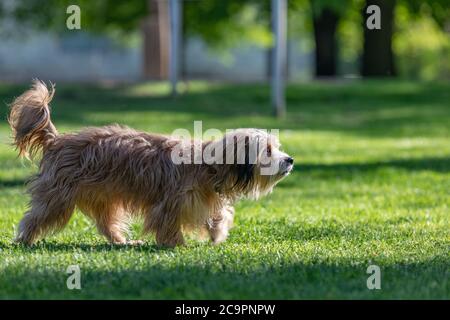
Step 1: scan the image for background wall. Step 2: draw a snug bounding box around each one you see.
[0,30,313,82]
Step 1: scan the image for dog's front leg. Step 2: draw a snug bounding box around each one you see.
[208,204,234,244]
[144,205,185,247]
[155,226,184,247]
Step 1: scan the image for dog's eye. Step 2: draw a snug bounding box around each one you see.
[267,145,272,157]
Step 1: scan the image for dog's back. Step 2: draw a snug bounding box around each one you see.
[41,125,172,193]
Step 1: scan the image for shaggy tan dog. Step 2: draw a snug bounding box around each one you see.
[8,80,293,247]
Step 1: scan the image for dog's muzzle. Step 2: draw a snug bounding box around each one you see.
[279,157,294,176]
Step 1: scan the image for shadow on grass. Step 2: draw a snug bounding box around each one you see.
[0,178,29,188]
[275,156,450,189]
[0,258,447,299]
[300,156,450,174]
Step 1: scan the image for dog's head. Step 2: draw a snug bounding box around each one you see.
[209,129,294,199]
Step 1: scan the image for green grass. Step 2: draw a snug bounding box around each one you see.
[0,80,449,299]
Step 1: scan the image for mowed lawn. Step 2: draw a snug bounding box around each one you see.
[0,80,448,299]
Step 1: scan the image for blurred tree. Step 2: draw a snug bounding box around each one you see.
[143,0,170,79]
[403,0,449,29]
[11,0,273,79]
[395,0,449,80]
[11,0,172,79]
[183,0,271,51]
[12,0,147,33]
[361,0,396,77]
[361,0,449,77]
[309,0,349,77]
[183,0,272,78]
[7,0,448,81]
[184,0,352,78]
[185,0,449,80]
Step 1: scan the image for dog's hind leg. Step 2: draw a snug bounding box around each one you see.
[16,186,76,245]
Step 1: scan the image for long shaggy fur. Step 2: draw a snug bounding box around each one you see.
[8,80,293,247]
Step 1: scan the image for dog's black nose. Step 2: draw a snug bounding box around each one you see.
[285,157,294,165]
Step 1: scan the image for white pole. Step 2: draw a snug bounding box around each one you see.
[271,0,287,117]
[169,0,182,96]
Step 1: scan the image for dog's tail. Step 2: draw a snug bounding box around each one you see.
[8,80,58,159]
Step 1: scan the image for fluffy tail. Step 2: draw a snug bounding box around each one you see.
[8,80,58,159]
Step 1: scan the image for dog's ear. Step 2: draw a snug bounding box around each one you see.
[233,135,255,190]
[234,162,255,190]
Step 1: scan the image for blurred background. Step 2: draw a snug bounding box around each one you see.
[0,0,448,83]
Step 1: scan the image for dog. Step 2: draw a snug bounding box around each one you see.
[8,80,294,247]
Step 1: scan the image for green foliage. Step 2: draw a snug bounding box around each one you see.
[395,3,450,80]
[184,0,272,50]
[6,0,450,79]
[337,1,364,67]
[309,0,353,17]
[12,0,147,34]
[0,80,449,298]
[402,0,450,29]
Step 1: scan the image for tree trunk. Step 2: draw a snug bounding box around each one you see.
[361,0,396,77]
[142,0,170,80]
[312,7,339,77]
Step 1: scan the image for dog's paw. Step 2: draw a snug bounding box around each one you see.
[126,240,144,246]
